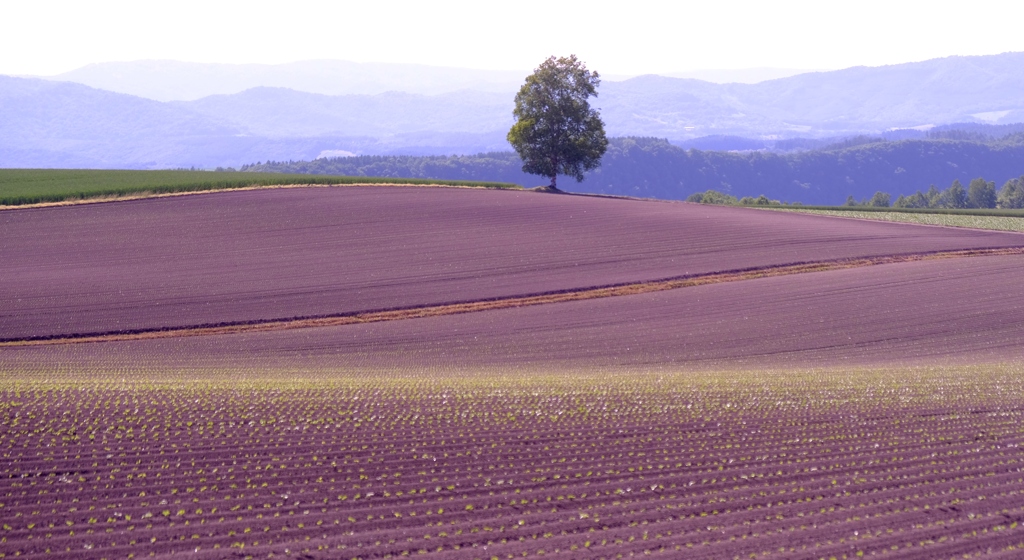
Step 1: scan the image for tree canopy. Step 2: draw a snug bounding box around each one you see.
[967,177,997,209]
[997,176,1024,209]
[507,55,608,189]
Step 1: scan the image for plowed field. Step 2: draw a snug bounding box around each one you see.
[3,187,1023,341]
[3,186,1024,559]
[2,368,1024,559]
[4,254,1024,371]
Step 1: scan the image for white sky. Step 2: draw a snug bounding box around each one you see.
[2,0,1023,76]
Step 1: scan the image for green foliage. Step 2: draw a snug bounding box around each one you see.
[877,177,1007,211]
[688,190,738,205]
[997,176,1024,209]
[940,179,968,209]
[893,191,929,209]
[507,55,608,188]
[867,191,891,207]
[688,189,783,206]
[967,177,997,209]
[242,153,528,184]
[0,169,520,206]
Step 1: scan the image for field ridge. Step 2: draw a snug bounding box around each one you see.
[6,246,1023,347]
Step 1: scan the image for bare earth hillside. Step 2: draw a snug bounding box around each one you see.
[4,254,1023,371]
[3,187,1024,342]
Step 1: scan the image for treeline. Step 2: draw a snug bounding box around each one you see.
[242,153,530,185]
[843,176,1024,209]
[244,135,1024,205]
[685,191,790,206]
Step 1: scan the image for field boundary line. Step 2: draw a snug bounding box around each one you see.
[0,182,524,210]
[4,247,1024,347]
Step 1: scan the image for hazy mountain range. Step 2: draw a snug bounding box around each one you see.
[2,53,1024,169]
[45,60,532,101]
[42,60,812,101]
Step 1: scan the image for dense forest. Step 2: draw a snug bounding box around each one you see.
[243,133,1024,206]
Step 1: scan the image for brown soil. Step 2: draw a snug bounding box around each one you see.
[5,246,1022,348]
[6,186,1023,342]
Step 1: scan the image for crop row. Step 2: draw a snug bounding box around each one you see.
[2,366,1024,558]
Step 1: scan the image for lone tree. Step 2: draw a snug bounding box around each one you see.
[507,55,608,190]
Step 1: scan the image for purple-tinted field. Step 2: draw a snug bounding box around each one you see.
[6,255,1022,372]
[5,187,1024,559]
[2,368,1024,559]
[3,187,1024,340]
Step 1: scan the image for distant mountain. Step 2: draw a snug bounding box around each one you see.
[166,52,1024,145]
[3,52,1024,169]
[0,75,519,168]
[732,54,1024,130]
[0,75,236,168]
[45,60,529,101]
[0,76,400,168]
[42,60,812,102]
[35,53,1024,140]
[174,87,513,138]
[661,68,815,84]
[597,52,1024,138]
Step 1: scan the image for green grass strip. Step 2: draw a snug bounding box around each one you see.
[757,204,1024,217]
[770,207,1024,232]
[0,169,521,206]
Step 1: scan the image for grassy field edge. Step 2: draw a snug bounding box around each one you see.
[758,203,1024,217]
[762,206,1024,232]
[0,169,522,206]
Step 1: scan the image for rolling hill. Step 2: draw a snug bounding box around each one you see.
[4,185,1024,560]
[3,186,1023,357]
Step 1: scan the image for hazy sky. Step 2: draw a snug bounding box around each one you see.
[3,0,1023,76]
